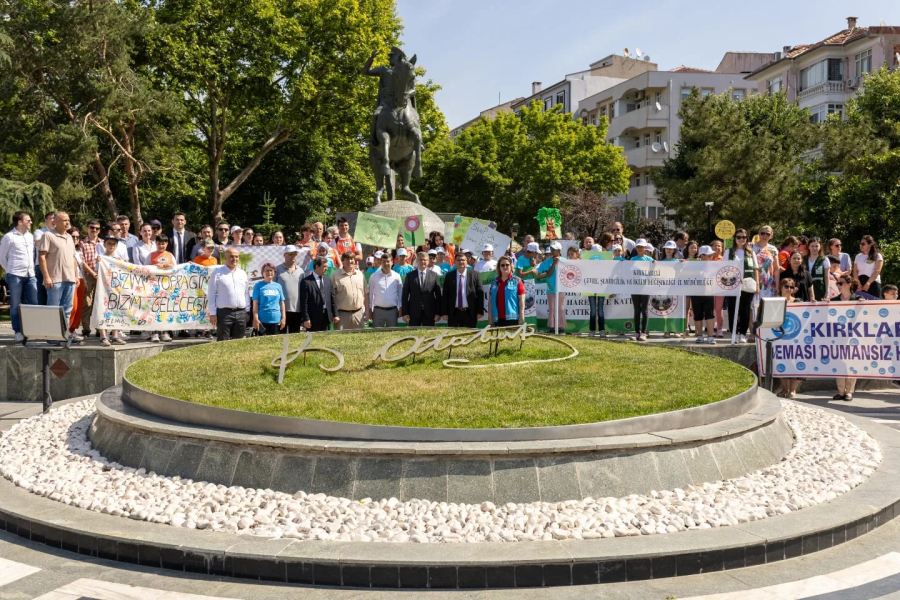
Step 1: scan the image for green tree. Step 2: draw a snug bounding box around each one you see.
[0,178,54,229]
[421,101,630,233]
[652,91,818,235]
[149,0,403,223]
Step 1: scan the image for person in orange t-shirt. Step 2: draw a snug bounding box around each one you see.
[193,239,219,267]
[334,217,362,260]
[150,234,176,270]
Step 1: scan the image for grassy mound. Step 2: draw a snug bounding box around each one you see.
[125,331,753,429]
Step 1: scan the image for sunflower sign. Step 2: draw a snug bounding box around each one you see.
[400,214,425,247]
[536,207,562,241]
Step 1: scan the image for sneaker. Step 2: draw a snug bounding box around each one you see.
[100,338,111,347]
[111,337,126,346]
[697,335,706,343]
[140,332,151,340]
[640,333,648,341]
[161,332,172,342]
[598,331,607,338]
[203,331,214,339]
[707,337,716,345]
[833,394,845,400]
[739,334,748,344]
[118,332,130,340]
[891,380,900,390]
[70,333,84,343]
[844,394,853,401]
[151,333,160,343]
[14,332,24,343]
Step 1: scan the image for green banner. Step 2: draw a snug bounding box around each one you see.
[354,212,401,248]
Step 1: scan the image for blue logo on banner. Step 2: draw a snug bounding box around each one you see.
[797,362,806,371]
[847,309,857,318]
[880,308,890,318]
[776,364,786,373]
[776,312,802,340]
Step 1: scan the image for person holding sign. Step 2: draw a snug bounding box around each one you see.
[475,244,497,273]
[97,236,127,347]
[691,246,718,344]
[629,239,654,341]
[536,242,565,333]
[725,229,760,344]
[489,256,526,327]
[853,236,884,298]
[830,275,864,401]
[776,278,802,399]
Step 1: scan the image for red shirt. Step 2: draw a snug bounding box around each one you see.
[496,276,526,321]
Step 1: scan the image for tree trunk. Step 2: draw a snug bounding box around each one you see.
[90,149,118,220]
[207,93,220,224]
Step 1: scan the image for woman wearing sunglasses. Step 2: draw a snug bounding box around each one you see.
[489,256,525,327]
[725,229,759,344]
[830,275,864,401]
[776,278,802,398]
[852,235,883,298]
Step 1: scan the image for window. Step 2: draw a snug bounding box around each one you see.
[646,206,661,219]
[609,103,616,118]
[556,90,566,111]
[590,114,597,126]
[855,49,872,78]
[600,106,607,118]
[681,87,692,101]
[655,130,662,144]
[700,88,714,98]
[544,97,553,111]
[644,133,650,147]
[633,174,641,187]
[767,76,782,94]
[732,89,745,102]
[828,58,843,82]
[655,90,663,105]
[634,137,641,149]
[809,103,844,123]
[644,172,650,186]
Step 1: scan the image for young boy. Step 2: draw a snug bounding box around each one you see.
[883,284,898,301]
[252,263,286,335]
[149,233,176,343]
[827,255,843,299]
[193,238,219,267]
[98,236,127,347]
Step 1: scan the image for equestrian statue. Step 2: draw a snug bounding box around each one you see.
[362,47,423,205]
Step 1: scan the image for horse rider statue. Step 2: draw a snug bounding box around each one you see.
[362,47,423,205]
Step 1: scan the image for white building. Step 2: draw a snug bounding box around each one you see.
[745,17,900,122]
[576,53,775,220]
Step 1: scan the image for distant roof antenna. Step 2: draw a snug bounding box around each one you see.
[635,47,643,58]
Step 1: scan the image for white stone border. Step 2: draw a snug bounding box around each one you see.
[0,400,881,544]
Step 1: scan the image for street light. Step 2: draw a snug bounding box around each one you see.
[705,202,714,244]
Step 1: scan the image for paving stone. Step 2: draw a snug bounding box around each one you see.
[269,455,315,495]
[231,450,279,491]
[492,458,538,504]
[194,446,241,486]
[536,456,581,502]
[652,449,693,490]
[576,455,625,499]
[138,437,177,475]
[447,460,493,505]
[400,459,447,502]
[353,458,402,501]
[310,457,356,498]
[163,442,206,480]
[681,444,723,485]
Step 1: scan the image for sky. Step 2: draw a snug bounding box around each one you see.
[394,0,900,129]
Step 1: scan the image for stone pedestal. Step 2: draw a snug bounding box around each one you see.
[366,200,446,240]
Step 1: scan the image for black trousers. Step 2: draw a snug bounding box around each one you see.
[307,309,331,332]
[631,294,650,333]
[216,308,247,341]
[408,313,436,327]
[725,291,755,335]
[494,318,520,327]
[257,322,281,336]
[859,275,882,299]
[448,309,477,328]
[283,311,304,333]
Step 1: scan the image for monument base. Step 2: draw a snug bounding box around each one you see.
[366,200,446,242]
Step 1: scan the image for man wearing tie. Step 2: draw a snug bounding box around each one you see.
[401,251,442,327]
[168,212,197,264]
[299,257,337,331]
[442,252,484,328]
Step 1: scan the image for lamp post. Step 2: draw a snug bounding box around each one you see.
[705,202,714,244]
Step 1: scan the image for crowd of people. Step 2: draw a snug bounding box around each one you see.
[0,210,894,373]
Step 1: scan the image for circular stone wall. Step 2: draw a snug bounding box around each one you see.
[367,199,446,242]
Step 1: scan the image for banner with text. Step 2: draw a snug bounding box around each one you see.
[556,259,744,297]
[757,301,900,379]
[462,221,512,255]
[354,212,401,248]
[91,256,213,331]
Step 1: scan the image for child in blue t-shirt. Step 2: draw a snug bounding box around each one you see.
[252,263,286,335]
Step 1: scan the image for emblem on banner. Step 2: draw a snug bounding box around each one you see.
[559,265,582,288]
[715,266,741,291]
[649,295,678,317]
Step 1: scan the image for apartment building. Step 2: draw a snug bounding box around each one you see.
[449,98,524,139]
[745,17,900,122]
[576,53,774,220]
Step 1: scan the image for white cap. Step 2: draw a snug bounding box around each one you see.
[590,244,602,251]
[397,248,408,256]
[435,246,446,254]
[663,240,677,250]
[482,243,493,253]
[282,244,299,254]
[427,249,437,256]
[229,225,242,234]
[374,250,384,258]
[634,238,649,247]
[612,244,623,251]
[699,245,715,256]
[526,242,540,252]
[550,242,562,250]
[365,256,374,264]
[318,242,330,251]
[462,248,473,255]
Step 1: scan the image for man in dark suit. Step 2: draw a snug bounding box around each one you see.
[168,212,197,264]
[299,257,337,331]
[401,251,442,326]
[442,252,484,327]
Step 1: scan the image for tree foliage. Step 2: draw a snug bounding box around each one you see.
[421,101,630,234]
[559,188,617,239]
[0,178,54,229]
[652,91,818,234]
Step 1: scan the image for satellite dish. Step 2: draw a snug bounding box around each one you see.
[651,142,661,153]
[880,20,888,26]
[655,101,662,111]
[663,141,669,152]
[635,47,643,58]
[644,55,651,62]
[623,47,630,58]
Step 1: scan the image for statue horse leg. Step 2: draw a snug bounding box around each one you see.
[377,127,391,178]
[411,126,423,179]
[370,148,385,205]
[396,154,420,204]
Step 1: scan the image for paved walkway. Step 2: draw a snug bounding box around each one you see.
[0,391,899,598]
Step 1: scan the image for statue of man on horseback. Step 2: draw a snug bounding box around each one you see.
[362,47,423,205]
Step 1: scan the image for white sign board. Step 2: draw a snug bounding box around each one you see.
[461,221,512,255]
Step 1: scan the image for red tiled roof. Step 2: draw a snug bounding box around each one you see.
[670,66,716,73]
[784,27,870,58]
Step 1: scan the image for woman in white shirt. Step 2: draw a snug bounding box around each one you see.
[131,223,156,266]
[852,235,884,298]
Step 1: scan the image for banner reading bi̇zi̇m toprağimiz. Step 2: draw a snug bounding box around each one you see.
[757,301,900,379]
[91,256,214,331]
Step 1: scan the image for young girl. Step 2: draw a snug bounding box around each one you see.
[630,239,653,341]
[830,275,864,401]
[252,233,265,246]
[726,228,760,344]
[777,278,801,398]
[683,241,700,337]
[252,263,286,335]
[98,236,127,347]
[690,245,717,344]
[807,237,829,302]
[661,241,680,338]
[852,235,884,298]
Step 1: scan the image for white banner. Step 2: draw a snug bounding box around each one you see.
[461,221,512,255]
[757,301,900,379]
[556,259,743,297]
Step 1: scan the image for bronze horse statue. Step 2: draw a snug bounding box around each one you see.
[362,47,423,205]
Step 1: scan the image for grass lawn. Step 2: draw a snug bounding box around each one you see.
[126,331,754,429]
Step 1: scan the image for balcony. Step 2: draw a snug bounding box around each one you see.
[608,104,670,139]
[623,145,668,169]
[797,81,845,101]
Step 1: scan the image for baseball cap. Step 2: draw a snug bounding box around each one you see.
[366,256,374,264]
[102,235,119,243]
[282,244,299,254]
[526,242,540,252]
[462,248,473,255]
[229,225,242,234]
[634,238,649,247]
[482,243,493,253]
[202,238,216,248]
[374,250,384,259]
[663,240,677,249]
[612,244,623,251]
[427,249,437,256]
[549,242,562,250]
[435,246,446,254]
[699,245,714,256]
[149,219,162,227]
[397,248,408,256]
[590,244,602,251]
